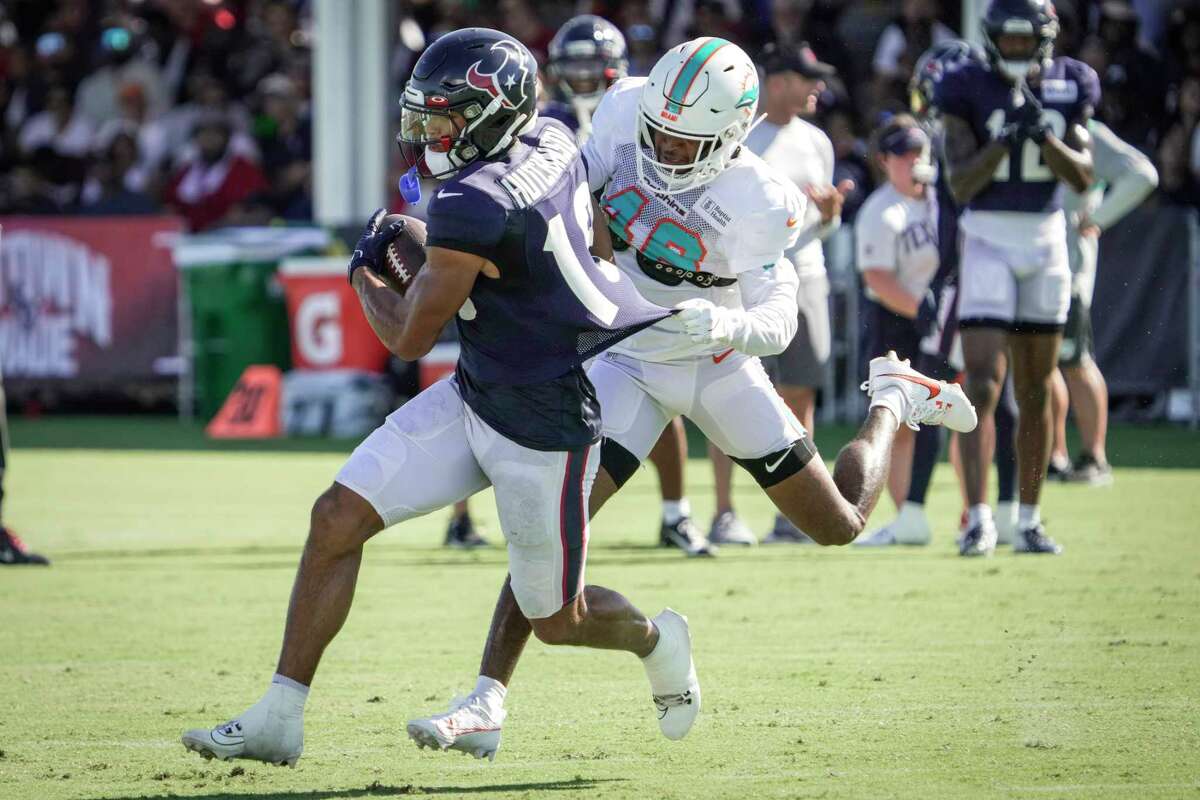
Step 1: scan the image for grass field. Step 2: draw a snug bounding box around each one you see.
[2,418,1199,799]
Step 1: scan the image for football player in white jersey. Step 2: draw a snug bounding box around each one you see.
[406,37,978,758]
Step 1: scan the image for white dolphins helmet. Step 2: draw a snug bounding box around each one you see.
[637,37,759,194]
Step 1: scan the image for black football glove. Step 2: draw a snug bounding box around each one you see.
[348,208,406,285]
[1014,85,1050,144]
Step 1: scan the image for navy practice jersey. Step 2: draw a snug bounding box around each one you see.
[424,116,671,450]
[539,101,580,133]
[936,58,1100,214]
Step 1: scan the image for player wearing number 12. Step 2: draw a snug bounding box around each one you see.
[937,0,1099,556]
[180,28,699,767]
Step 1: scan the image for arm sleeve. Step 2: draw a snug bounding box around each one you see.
[855,199,900,272]
[580,85,622,192]
[725,182,806,274]
[726,256,800,356]
[424,185,508,260]
[1089,121,1158,231]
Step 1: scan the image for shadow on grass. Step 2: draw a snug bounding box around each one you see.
[93,776,625,799]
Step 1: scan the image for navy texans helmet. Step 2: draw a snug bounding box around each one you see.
[398,28,538,179]
[981,0,1059,83]
[909,39,986,118]
[547,15,628,111]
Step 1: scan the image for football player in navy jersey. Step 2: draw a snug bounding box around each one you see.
[542,15,628,143]
[938,0,1098,557]
[182,29,701,766]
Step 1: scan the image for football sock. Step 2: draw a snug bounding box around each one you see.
[640,620,682,694]
[1018,504,1040,529]
[272,673,310,698]
[869,388,905,432]
[967,503,993,529]
[906,424,942,504]
[473,675,507,716]
[662,498,691,525]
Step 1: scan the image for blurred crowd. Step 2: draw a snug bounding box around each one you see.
[0,0,1193,229]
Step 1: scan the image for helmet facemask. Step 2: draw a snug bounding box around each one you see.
[397,90,534,180]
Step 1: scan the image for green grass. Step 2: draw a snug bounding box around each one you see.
[1,419,1199,799]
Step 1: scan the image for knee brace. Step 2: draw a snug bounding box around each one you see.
[731,437,818,489]
[599,436,641,488]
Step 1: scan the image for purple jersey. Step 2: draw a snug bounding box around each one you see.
[936,58,1100,214]
[424,117,670,449]
[539,101,580,133]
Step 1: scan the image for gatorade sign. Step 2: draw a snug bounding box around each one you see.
[278,258,390,372]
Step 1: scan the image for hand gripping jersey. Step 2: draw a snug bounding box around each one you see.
[582,78,805,363]
[424,116,671,449]
[936,57,1100,217]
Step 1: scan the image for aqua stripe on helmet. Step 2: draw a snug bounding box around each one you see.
[665,38,730,113]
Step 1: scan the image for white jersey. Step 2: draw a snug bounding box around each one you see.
[743,116,834,279]
[855,183,940,301]
[583,78,805,362]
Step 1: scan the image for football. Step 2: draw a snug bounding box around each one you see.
[378,213,427,295]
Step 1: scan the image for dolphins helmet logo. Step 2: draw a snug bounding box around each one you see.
[465,40,532,111]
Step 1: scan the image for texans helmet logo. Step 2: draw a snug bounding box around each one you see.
[466,40,532,111]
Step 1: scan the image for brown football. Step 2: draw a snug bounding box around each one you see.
[378,213,427,295]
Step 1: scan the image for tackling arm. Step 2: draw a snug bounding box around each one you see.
[351,246,486,361]
[676,257,800,357]
[943,113,1009,206]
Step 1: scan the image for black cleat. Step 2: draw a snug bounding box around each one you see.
[1012,523,1062,555]
[1066,454,1113,486]
[1046,455,1074,482]
[659,517,715,557]
[0,527,50,566]
[444,514,489,549]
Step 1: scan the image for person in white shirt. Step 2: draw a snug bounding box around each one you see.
[707,41,854,546]
[1049,119,1157,484]
[855,115,941,512]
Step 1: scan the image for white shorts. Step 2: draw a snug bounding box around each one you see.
[590,350,808,462]
[958,232,1071,331]
[335,378,597,620]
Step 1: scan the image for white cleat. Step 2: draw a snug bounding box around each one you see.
[863,353,978,433]
[406,695,505,762]
[181,686,303,767]
[856,501,931,547]
[646,609,701,741]
[958,517,998,557]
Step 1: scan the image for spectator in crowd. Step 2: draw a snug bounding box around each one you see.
[76,22,167,126]
[824,105,874,222]
[1094,0,1164,151]
[253,73,312,220]
[164,113,267,232]
[872,0,955,112]
[77,128,160,215]
[18,83,92,159]
[1158,76,1200,205]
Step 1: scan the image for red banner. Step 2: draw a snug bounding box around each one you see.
[0,216,183,383]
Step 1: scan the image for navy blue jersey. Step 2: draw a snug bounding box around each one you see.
[539,101,580,133]
[936,58,1100,214]
[424,117,670,449]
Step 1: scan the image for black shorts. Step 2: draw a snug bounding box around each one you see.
[1057,293,1093,368]
[865,301,923,364]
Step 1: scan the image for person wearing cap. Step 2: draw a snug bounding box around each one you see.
[697,41,853,546]
[855,114,941,515]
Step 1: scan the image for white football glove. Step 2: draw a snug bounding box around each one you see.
[675,298,747,347]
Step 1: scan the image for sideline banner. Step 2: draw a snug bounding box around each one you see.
[0,216,183,383]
